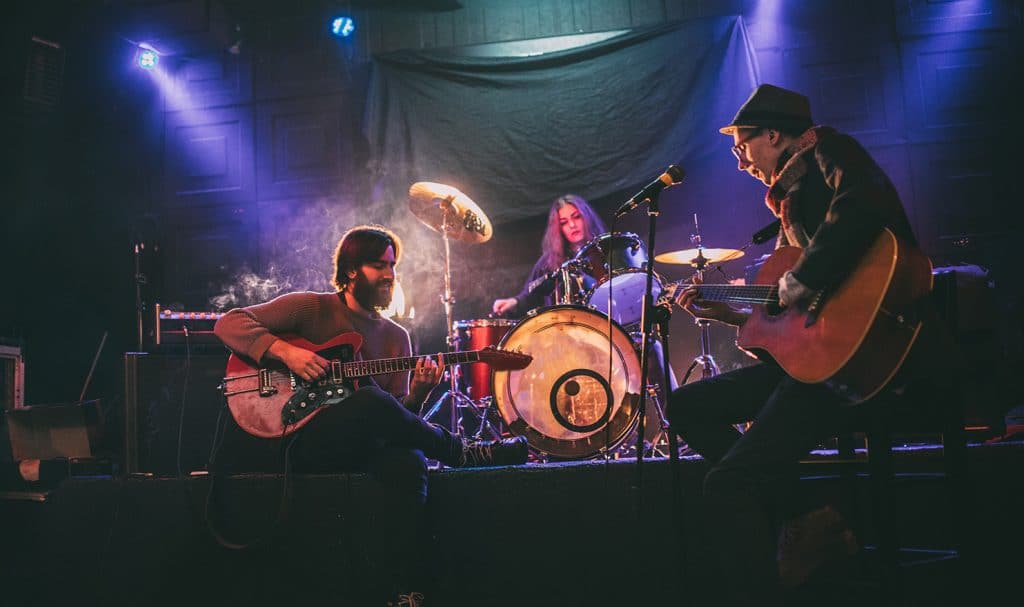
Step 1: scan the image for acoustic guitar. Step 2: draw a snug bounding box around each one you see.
[662,228,933,401]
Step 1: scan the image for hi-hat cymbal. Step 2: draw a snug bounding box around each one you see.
[654,247,744,266]
[409,182,492,244]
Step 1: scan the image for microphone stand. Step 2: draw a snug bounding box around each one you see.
[631,189,663,520]
[630,189,686,596]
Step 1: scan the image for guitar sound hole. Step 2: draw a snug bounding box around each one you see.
[765,300,784,316]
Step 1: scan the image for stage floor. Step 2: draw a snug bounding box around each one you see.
[1,440,1021,606]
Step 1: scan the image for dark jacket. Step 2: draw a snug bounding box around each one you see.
[786,133,916,291]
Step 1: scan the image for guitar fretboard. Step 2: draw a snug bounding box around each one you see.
[340,351,483,378]
[663,280,779,306]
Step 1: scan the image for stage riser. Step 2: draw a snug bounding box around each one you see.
[1,449,1021,606]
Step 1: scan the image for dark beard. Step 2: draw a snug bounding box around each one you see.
[350,272,393,310]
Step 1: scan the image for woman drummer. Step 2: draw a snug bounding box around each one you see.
[492,194,607,317]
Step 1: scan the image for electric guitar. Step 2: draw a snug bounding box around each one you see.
[221,333,533,438]
[662,228,933,401]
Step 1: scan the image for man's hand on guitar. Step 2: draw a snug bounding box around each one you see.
[267,339,329,382]
[410,354,444,403]
[675,276,749,327]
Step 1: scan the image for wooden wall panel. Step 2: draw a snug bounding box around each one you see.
[162,106,255,207]
[530,0,578,37]
[865,143,917,235]
[589,0,631,31]
[163,53,252,111]
[907,138,1009,259]
[254,46,353,101]
[896,0,1017,35]
[253,198,366,291]
[255,96,354,201]
[484,4,528,41]
[900,31,1008,142]
[159,204,257,306]
[452,4,488,46]
[785,43,904,147]
[572,0,593,32]
[630,0,669,26]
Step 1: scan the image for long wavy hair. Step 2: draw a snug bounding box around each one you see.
[537,194,607,272]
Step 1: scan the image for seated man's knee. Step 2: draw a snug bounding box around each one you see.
[347,386,403,415]
[702,462,752,497]
[667,383,714,426]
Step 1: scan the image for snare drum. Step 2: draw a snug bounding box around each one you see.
[453,318,517,400]
[491,305,641,459]
[575,232,664,328]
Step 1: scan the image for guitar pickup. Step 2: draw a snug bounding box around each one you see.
[258,368,278,397]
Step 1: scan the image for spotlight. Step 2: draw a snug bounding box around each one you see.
[330,16,355,38]
[137,48,158,70]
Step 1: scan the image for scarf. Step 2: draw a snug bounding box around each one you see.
[764,126,836,247]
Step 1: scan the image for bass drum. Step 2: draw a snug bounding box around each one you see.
[492,305,642,459]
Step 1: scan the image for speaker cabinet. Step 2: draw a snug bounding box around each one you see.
[123,351,228,475]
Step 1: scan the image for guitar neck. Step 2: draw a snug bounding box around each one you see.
[340,350,483,379]
[664,279,778,306]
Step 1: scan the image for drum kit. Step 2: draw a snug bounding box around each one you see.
[408,183,744,461]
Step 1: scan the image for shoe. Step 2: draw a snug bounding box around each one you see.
[458,435,529,467]
[386,591,425,607]
[777,505,859,589]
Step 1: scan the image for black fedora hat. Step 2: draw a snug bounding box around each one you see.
[720,84,813,135]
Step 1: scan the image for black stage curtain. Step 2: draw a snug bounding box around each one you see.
[365,16,759,225]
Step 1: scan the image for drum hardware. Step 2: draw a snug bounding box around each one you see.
[408,182,499,441]
[657,214,741,381]
[657,214,760,436]
[451,318,516,440]
[612,384,672,458]
[643,384,673,457]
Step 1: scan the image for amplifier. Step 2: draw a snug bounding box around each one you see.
[154,304,225,345]
[123,351,229,476]
[0,343,25,411]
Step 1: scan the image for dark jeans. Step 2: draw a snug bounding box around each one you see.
[668,361,855,605]
[213,386,459,600]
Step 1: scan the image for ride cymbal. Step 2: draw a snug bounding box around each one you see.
[408,182,492,244]
[654,247,744,266]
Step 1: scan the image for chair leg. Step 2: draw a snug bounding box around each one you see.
[867,415,901,600]
[837,432,863,539]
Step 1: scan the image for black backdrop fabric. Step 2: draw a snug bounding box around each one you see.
[364,16,759,225]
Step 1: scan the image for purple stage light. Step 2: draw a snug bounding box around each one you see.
[137,48,158,70]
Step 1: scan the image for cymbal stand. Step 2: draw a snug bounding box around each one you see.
[689,214,720,380]
[685,215,750,435]
[420,198,498,441]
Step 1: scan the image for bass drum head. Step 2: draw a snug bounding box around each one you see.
[492,305,641,459]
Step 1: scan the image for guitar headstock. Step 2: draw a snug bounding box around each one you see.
[478,346,533,370]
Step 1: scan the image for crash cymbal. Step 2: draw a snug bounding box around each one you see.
[654,247,744,266]
[409,182,492,244]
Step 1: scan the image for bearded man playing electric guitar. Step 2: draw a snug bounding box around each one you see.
[213,224,527,606]
[666,85,958,606]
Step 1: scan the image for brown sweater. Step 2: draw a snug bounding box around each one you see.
[214,291,413,398]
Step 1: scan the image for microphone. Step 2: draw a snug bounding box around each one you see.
[613,165,686,218]
[751,219,781,245]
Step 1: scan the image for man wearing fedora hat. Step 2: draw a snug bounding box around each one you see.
[666,84,954,603]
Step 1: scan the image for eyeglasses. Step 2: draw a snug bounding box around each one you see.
[731,128,764,160]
